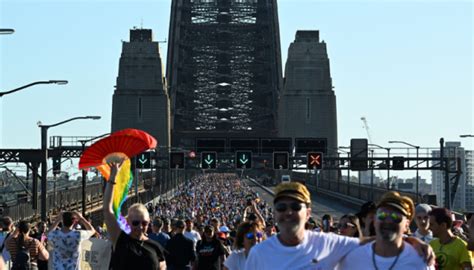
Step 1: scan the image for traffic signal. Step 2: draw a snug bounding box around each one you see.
[236,151,252,169]
[307,152,323,170]
[52,156,61,175]
[201,152,217,169]
[392,157,405,170]
[169,152,185,169]
[350,139,368,171]
[136,152,152,169]
[273,152,289,170]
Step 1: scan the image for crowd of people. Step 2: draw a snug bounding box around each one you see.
[0,165,474,269]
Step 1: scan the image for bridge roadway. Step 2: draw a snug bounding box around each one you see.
[245,178,358,221]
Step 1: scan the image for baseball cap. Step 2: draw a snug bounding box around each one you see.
[273,182,311,204]
[216,232,227,240]
[415,204,432,215]
[219,226,230,233]
[377,191,415,221]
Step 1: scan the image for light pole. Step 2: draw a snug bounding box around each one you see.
[389,140,420,203]
[339,147,351,195]
[0,29,14,35]
[0,80,68,97]
[38,116,101,221]
[368,144,390,190]
[78,133,109,216]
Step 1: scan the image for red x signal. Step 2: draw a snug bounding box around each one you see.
[307,152,323,169]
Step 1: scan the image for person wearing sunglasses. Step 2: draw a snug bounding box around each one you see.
[245,182,361,270]
[338,214,362,238]
[413,204,433,243]
[103,162,166,270]
[224,222,264,270]
[339,191,434,270]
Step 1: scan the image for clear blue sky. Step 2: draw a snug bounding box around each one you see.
[0,0,472,175]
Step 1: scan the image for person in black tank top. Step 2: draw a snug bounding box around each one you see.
[103,162,166,270]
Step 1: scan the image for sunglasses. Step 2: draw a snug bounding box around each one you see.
[376,210,403,224]
[274,202,304,212]
[131,220,149,227]
[246,232,263,240]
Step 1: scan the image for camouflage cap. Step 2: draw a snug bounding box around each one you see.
[274,182,311,204]
[377,191,415,221]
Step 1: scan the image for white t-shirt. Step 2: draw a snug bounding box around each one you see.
[413,229,434,243]
[245,231,360,270]
[184,230,201,247]
[224,249,247,270]
[338,241,434,270]
[48,229,95,270]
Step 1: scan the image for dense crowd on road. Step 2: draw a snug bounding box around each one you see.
[1,166,474,269]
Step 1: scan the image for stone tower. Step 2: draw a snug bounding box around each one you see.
[279,30,338,156]
[111,28,170,147]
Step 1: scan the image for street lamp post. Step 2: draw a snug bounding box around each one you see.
[39,116,101,221]
[389,140,420,203]
[0,80,68,97]
[338,147,351,195]
[78,133,109,216]
[368,144,390,190]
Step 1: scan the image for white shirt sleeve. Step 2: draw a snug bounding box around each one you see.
[79,230,95,241]
[244,247,261,270]
[326,233,360,259]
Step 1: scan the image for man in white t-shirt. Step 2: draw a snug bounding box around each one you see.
[413,204,434,243]
[48,211,96,270]
[245,182,360,270]
[184,218,201,249]
[339,191,434,270]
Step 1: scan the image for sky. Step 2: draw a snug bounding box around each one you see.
[0,0,472,179]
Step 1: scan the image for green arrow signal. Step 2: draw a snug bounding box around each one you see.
[205,155,214,165]
[138,154,148,164]
[239,154,249,164]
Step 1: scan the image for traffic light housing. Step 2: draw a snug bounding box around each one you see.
[392,157,405,170]
[307,152,323,170]
[350,138,368,171]
[169,152,185,169]
[136,152,152,169]
[235,151,252,169]
[273,152,289,170]
[52,156,61,175]
[201,152,217,169]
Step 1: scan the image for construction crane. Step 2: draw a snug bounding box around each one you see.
[360,117,373,143]
[361,116,384,180]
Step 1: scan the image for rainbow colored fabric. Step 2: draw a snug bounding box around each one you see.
[112,159,133,219]
[97,159,133,232]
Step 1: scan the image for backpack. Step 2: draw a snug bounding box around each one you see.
[12,242,31,270]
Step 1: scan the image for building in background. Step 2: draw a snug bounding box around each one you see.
[278,30,338,156]
[111,28,170,147]
[432,142,474,211]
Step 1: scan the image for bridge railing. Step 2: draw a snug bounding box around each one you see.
[2,182,105,222]
[289,171,420,206]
